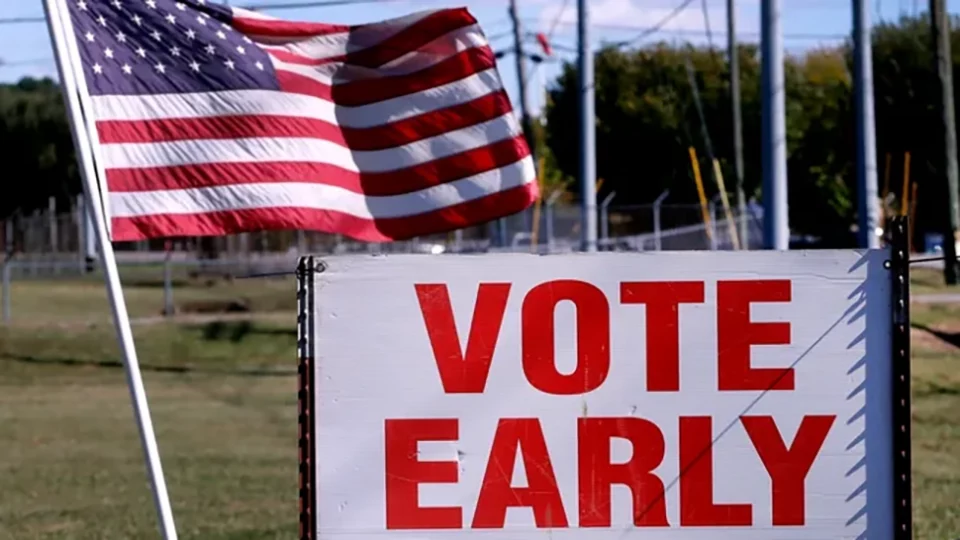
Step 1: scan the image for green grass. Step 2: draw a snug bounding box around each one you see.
[4,274,296,325]
[910,345,960,539]
[0,320,299,540]
[911,266,960,295]
[0,278,958,538]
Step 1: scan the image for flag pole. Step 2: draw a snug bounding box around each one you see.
[41,1,178,538]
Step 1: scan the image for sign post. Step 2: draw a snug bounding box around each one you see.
[296,221,912,540]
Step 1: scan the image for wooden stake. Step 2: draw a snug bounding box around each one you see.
[909,181,918,253]
[900,151,911,217]
[881,152,892,223]
[688,147,713,240]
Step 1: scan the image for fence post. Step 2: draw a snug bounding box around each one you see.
[297,230,307,253]
[4,218,13,258]
[76,195,86,274]
[453,229,463,253]
[163,250,174,317]
[653,189,670,251]
[49,196,58,257]
[600,191,616,250]
[2,261,11,324]
[544,191,562,252]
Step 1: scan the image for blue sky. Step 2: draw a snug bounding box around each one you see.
[0,0,948,115]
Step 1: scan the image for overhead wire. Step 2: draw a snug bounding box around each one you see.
[699,0,715,50]
[613,0,697,48]
[527,0,569,87]
[531,20,850,42]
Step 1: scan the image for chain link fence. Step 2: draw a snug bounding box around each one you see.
[1,199,766,259]
[1,197,765,323]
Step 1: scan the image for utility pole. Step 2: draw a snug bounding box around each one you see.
[854,0,880,249]
[760,0,789,249]
[509,0,536,156]
[502,0,536,248]
[931,0,960,283]
[578,0,598,252]
[727,0,747,247]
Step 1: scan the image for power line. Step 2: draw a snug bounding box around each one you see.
[0,17,45,25]
[614,0,696,48]
[528,0,570,88]
[700,0,715,50]
[0,58,55,67]
[527,19,849,42]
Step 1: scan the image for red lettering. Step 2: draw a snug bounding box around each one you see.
[415,283,511,393]
[716,280,793,391]
[472,419,568,528]
[384,419,461,529]
[620,281,705,391]
[679,416,752,526]
[741,415,836,526]
[521,280,610,395]
[578,418,669,527]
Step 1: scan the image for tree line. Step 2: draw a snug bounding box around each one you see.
[543,14,960,247]
[1,14,957,247]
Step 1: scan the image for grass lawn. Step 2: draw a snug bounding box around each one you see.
[3,271,297,325]
[0,318,299,540]
[910,266,960,295]
[910,303,960,538]
[0,276,958,538]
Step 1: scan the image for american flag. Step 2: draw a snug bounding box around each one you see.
[63,0,538,242]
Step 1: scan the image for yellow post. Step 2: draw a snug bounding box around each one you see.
[688,147,713,241]
[529,156,546,252]
[900,151,911,217]
[711,159,741,250]
[909,181,918,254]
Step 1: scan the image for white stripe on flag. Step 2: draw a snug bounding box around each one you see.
[90,69,504,128]
[239,9,436,52]
[109,156,537,219]
[267,24,489,85]
[99,113,521,171]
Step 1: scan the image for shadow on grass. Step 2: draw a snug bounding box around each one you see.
[2,354,295,377]
[124,279,191,288]
[914,381,960,398]
[199,321,296,342]
[912,322,960,349]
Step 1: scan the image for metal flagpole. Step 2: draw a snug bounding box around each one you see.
[41,1,178,538]
[853,0,880,248]
[760,0,789,249]
[578,0,598,252]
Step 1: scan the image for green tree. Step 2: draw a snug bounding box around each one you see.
[0,77,79,219]
[543,41,859,243]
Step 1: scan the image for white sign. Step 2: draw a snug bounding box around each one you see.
[307,251,895,539]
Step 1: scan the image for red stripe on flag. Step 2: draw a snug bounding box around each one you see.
[265,8,477,68]
[97,90,513,148]
[272,46,497,106]
[105,135,532,196]
[231,17,350,38]
[348,8,477,68]
[109,181,539,242]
